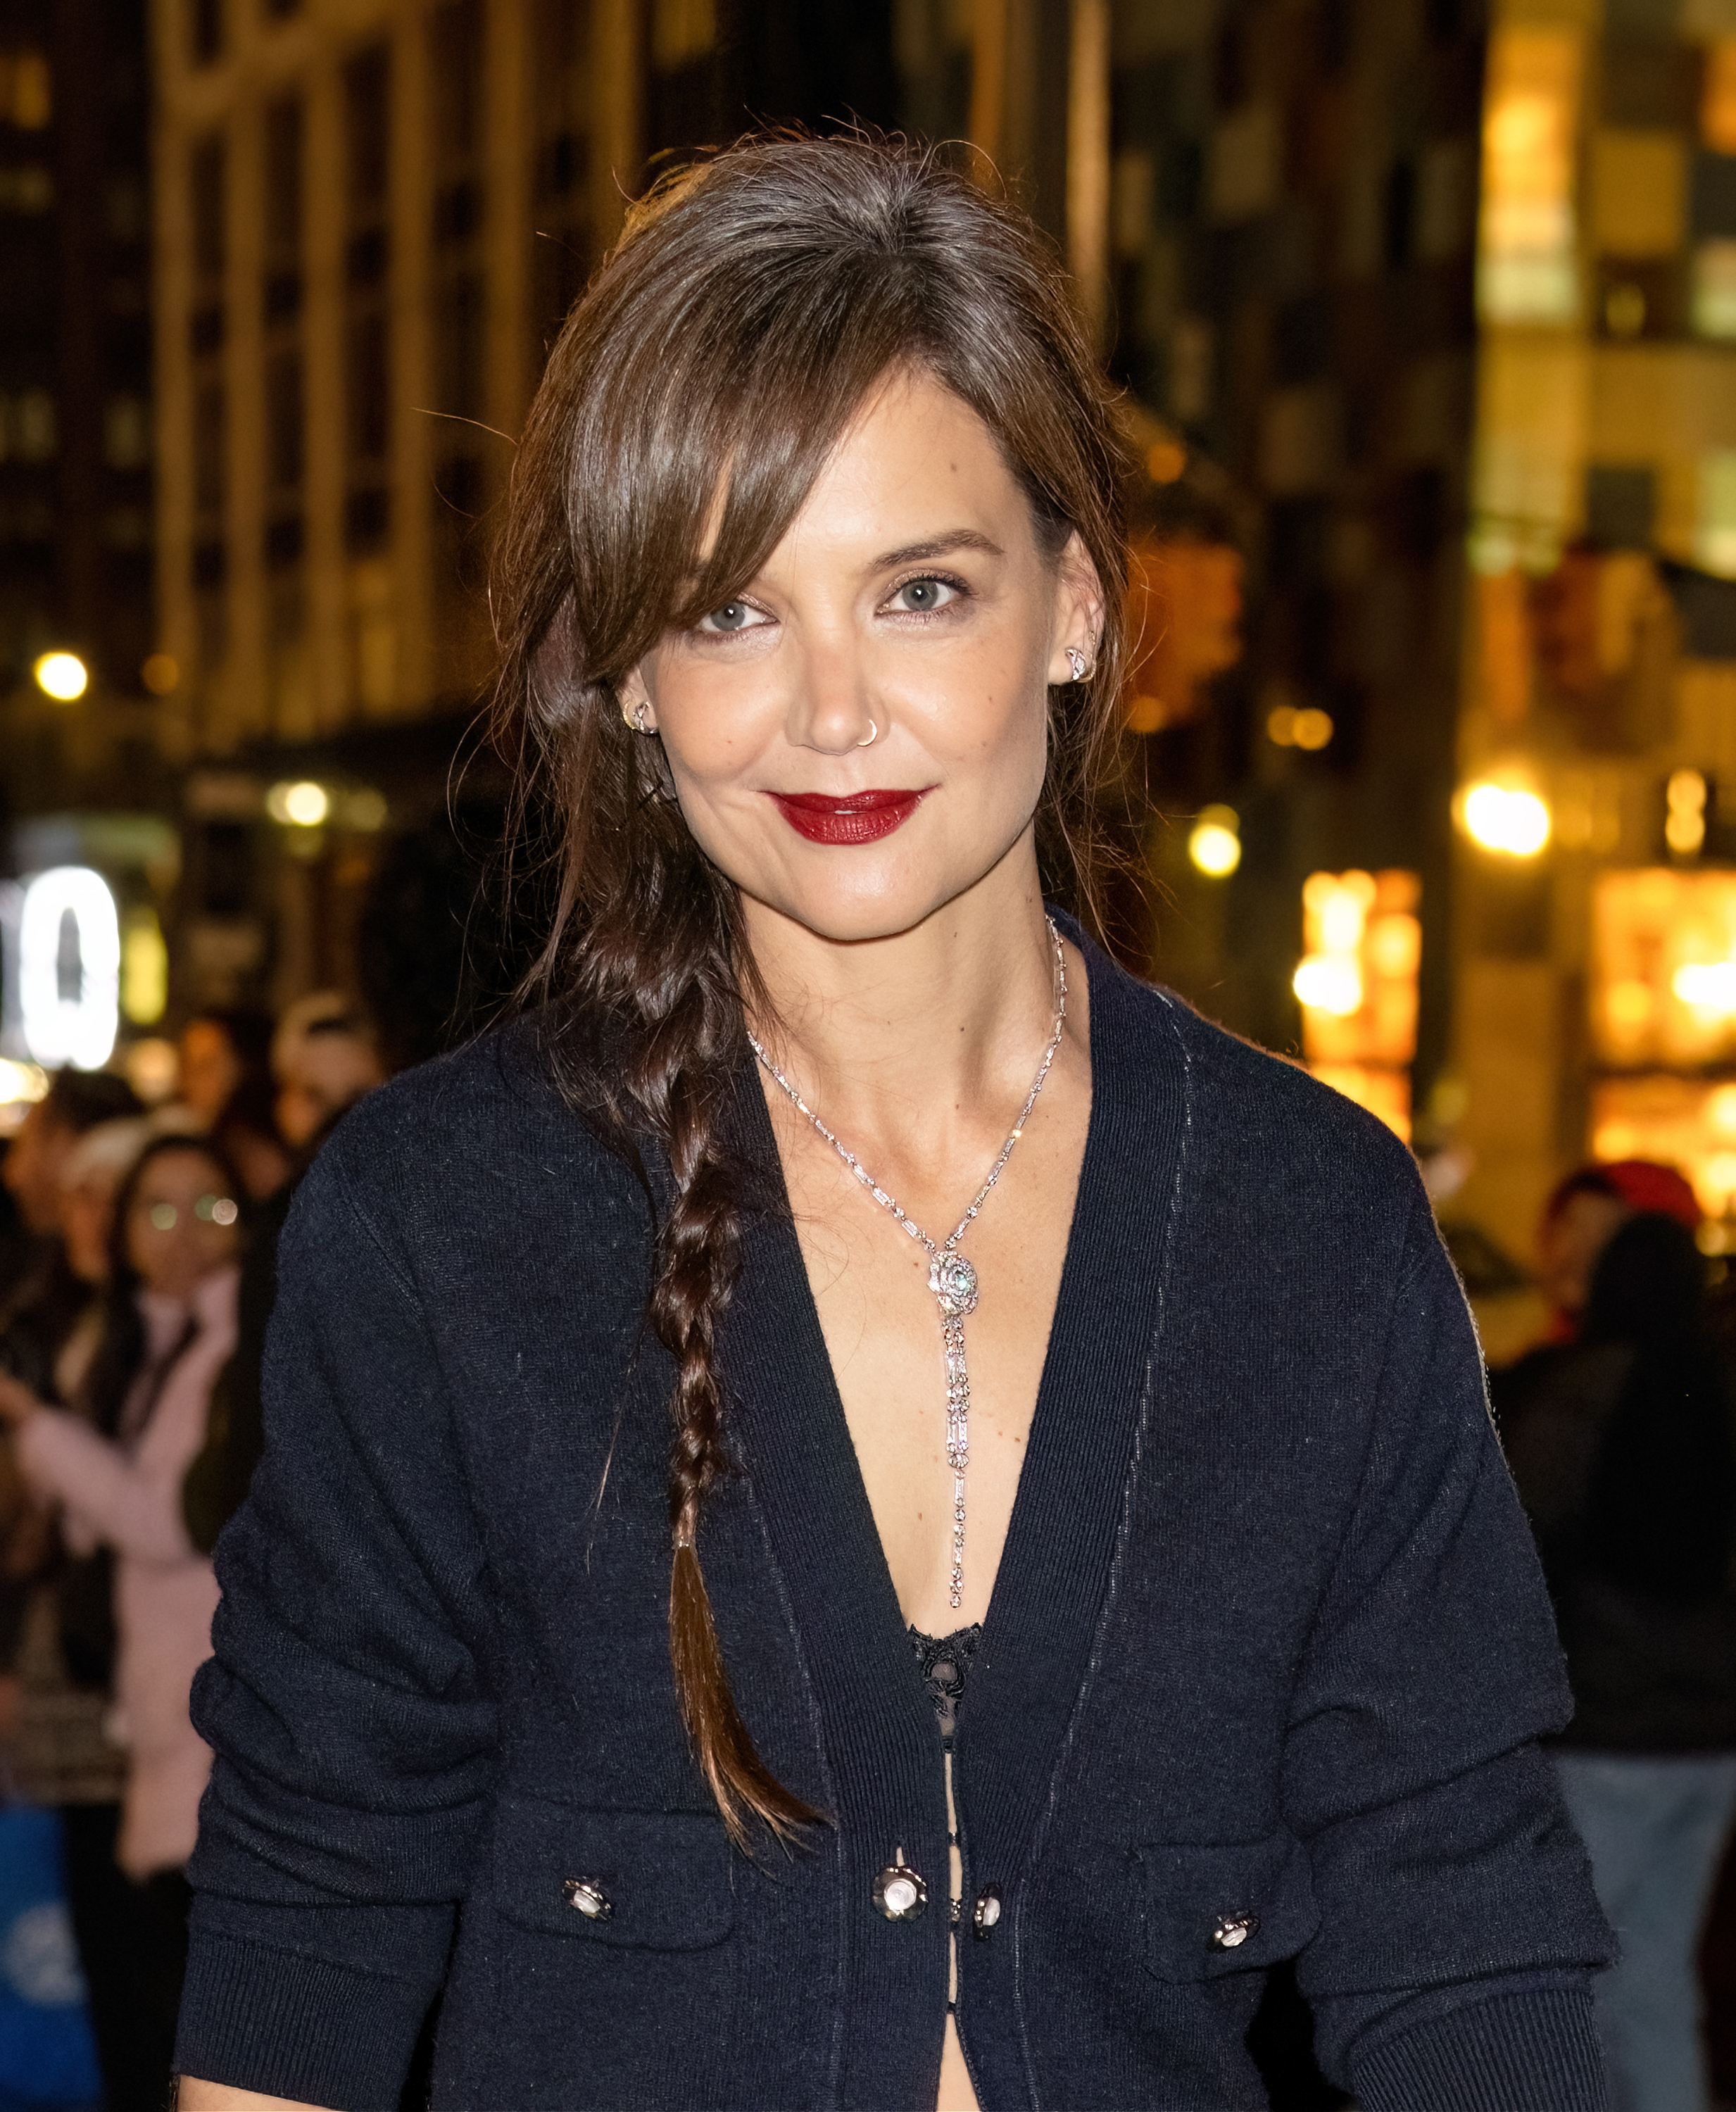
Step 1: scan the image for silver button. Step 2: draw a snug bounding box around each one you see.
[563,1877,613,1921]
[873,1848,928,1922]
[1210,1911,1259,1951]
[972,1885,1002,1940]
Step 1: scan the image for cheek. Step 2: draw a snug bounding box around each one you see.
[902,629,1050,767]
[650,660,777,787]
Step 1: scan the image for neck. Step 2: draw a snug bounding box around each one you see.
[740,837,1062,1134]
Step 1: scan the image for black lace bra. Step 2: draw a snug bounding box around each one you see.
[907,1622,983,1743]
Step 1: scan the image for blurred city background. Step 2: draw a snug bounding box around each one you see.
[8,0,1736,2095]
[21,0,1736,1346]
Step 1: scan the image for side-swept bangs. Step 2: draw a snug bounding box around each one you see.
[507,133,1126,719]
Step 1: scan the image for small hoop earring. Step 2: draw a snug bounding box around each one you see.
[857,719,878,748]
[1065,648,1088,683]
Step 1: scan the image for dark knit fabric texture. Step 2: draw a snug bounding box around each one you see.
[175,924,1611,2110]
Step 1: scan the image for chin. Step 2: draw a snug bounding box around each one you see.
[748,849,1029,948]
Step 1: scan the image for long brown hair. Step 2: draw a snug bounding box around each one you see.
[491,132,1133,1848]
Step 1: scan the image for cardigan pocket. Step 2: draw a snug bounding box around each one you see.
[1134,1832,1319,1980]
[491,1795,736,1952]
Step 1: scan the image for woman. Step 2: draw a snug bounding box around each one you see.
[0,1133,241,2111]
[177,137,1607,2112]
[1504,1214,1736,2112]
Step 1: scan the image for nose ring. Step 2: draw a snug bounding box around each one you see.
[857,719,878,747]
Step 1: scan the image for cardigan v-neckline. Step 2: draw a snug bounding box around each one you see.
[722,920,1191,2105]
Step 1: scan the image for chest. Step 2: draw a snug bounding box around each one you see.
[768,1069,1090,1635]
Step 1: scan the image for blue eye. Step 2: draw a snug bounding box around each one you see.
[704,601,758,632]
[892,577,957,612]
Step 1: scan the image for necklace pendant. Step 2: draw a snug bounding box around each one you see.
[748,916,1068,1632]
[929,1252,979,1319]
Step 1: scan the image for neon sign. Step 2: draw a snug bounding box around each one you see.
[17,867,120,1070]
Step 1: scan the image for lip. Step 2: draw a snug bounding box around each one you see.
[767,787,933,846]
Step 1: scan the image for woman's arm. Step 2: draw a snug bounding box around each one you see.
[173,1139,497,2108]
[1283,1188,1611,2109]
[4,1395,196,1564]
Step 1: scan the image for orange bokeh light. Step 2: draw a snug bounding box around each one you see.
[1123,534,1245,735]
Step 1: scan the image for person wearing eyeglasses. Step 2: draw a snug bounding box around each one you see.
[0,1133,241,2112]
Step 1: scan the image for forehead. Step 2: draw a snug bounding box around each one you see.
[133,1150,221,1195]
[745,368,1031,570]
[790,370,1026,541]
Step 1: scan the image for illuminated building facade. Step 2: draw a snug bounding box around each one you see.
[148,0,902,1010]
[1100,0,1486,1115]
[0,0,163,816]
[1449,0,1736,1316]
[136,0,1736,1262]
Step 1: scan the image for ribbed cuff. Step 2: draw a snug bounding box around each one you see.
[1352,1986,1608,2112]
[174,1932,435,2112]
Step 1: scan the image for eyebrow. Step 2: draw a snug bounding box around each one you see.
[679,527,1009,604]
[872,529,1005,570]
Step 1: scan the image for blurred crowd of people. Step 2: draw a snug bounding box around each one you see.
[0,998,386,2111]
[1495,1161,1736,2112]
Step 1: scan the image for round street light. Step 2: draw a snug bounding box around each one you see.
[1188,804,1243,877]
[1460,781,1552,858]
[32,651,89,703]
[266,779,331,828]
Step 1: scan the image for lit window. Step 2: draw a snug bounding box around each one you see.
[15,389,55,460]
[1697,453,1736,579]
[1295,869,1421,1140]
[1694,240,1736,339]
[1667,769,1709,857]
[1590,1074,1736,1231]
[1460,781,1552,857]
[1590,130,1685,258]
[1,52,52,130]
[1592,867,1736,1069]
[0,166,51,213]
[1478,29,1583,325]
[120,907,168,1026]
[103,396,150,470]
[1704,40,1736,156]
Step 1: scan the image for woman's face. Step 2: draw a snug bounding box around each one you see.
[625,367,1102,945]
[124,1149,240,1300]
[179,1020,241,1124]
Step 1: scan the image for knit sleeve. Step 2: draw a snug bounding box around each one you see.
[173,1146,498,2112]
[1284,1193,1614,2108]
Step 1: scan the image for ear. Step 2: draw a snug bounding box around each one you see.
[1046,531,1107,686]
[617,662,655,731]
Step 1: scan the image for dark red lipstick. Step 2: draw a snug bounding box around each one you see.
[769,787,933,846]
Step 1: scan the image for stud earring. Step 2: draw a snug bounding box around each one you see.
[1065,648,1089,683]
[857,719,878,748]
[624,697,653,734]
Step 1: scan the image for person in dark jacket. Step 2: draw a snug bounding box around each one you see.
[1501,1212,1736,2112]
[175,134,1610,2112]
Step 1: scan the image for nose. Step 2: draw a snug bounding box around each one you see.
[784,629,876,755]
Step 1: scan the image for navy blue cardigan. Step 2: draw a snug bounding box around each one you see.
[176,934,1611,2111]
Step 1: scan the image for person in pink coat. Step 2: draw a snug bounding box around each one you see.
[0,1131,241,2112]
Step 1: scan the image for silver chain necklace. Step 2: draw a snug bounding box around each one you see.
[747,918,1068,1609]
